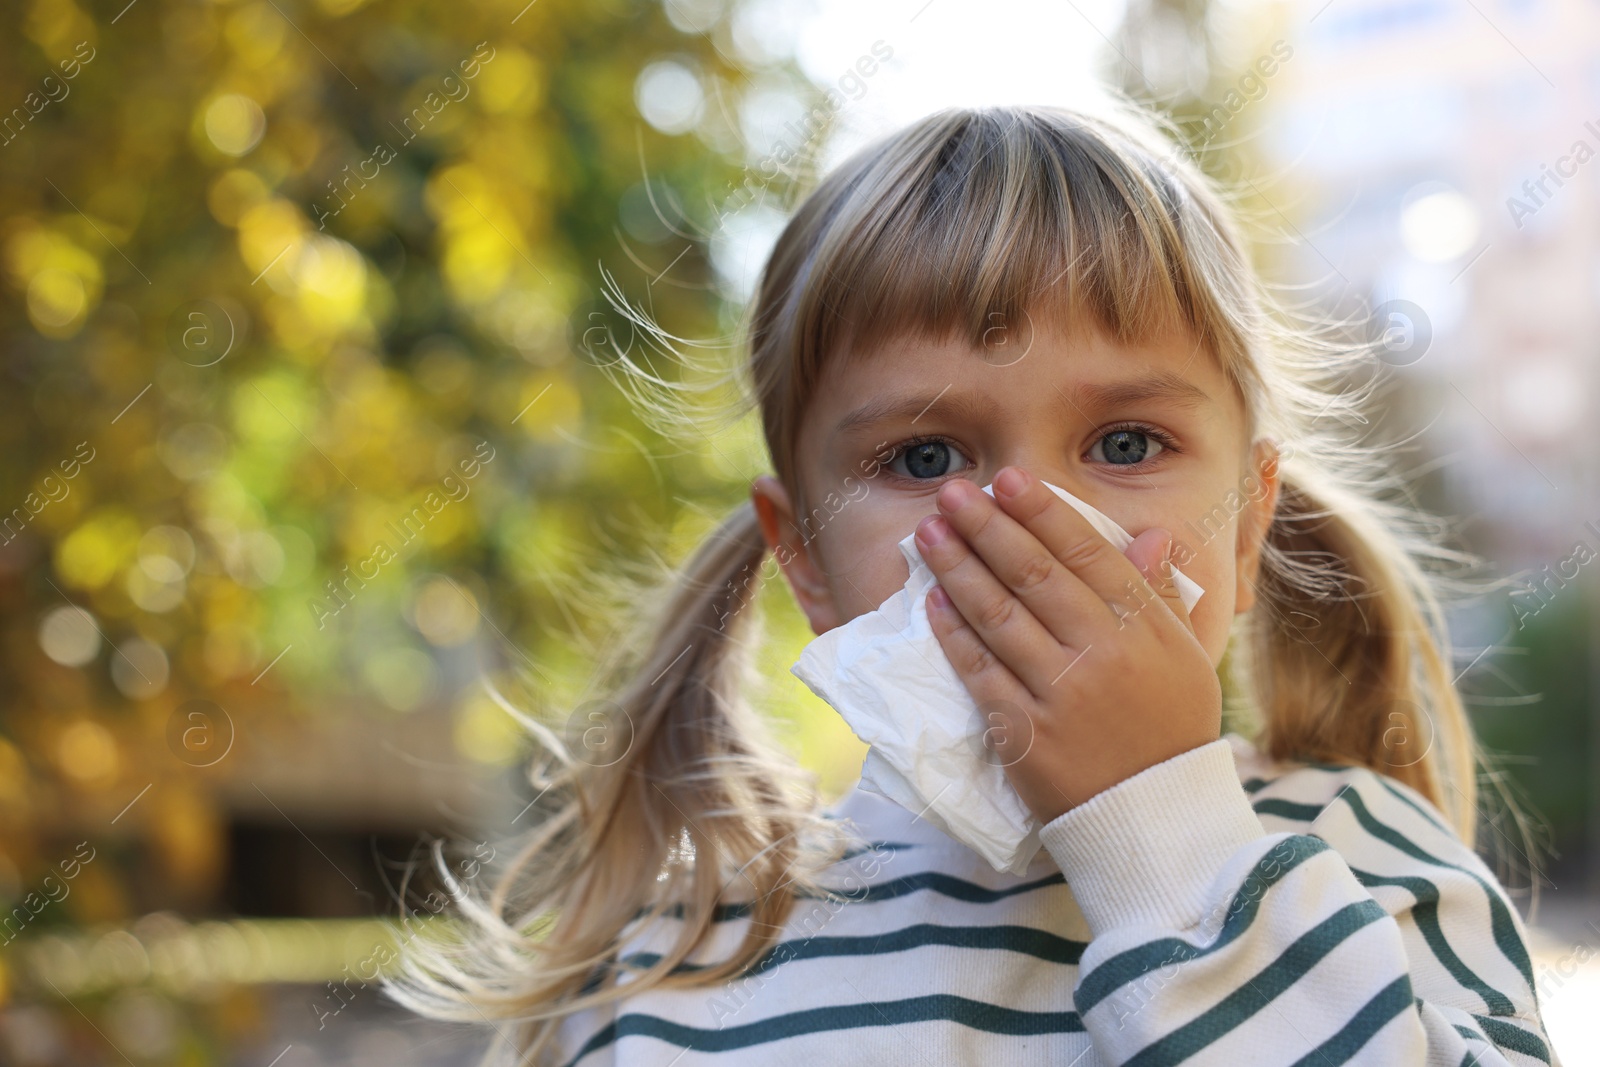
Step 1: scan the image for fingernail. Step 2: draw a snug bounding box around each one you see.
[917,515,951,547]
[995,467,1027,497]
[928,586,950,611]
[937,479,973,511]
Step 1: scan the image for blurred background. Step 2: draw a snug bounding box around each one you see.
[1,0,1596,1061]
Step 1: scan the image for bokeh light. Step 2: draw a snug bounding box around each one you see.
[56,720,120,786]
[635,59,705,134]
[37,606,101,668]
[203,94,267,157]
[1400,182,1480,263]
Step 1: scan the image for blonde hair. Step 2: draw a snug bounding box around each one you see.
[387,101,1541,1063]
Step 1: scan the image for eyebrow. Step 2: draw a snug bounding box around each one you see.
[833,390,1004,436]
[832,371,1214,436]
[1066,371,1215,413]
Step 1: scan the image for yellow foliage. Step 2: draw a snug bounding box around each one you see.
[233,376,310,447]
[56,719,120,787]
[454,689,528,765]
[513,371,582,442]
[477,47,543,115]
[289,234,368,332]
[4,224,103,339]
[236,198,307,284]
[23,0,95,58]
[223,2,287,68]
[56,509,142,589]
[208,168,271,227]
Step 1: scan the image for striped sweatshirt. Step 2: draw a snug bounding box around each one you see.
[550,731,1560,1066]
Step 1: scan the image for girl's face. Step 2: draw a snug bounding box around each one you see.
[751,316,1281,668]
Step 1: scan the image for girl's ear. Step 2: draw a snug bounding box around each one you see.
[750,475,842,635]
[1233,437,1282,614]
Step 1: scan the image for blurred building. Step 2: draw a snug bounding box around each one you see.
[1254,0,1600,886]
[1260,0,1600,551]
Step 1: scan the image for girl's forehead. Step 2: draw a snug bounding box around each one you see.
[812,314,1217,400]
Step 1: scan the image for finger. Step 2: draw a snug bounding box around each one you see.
[931,477,1115,646]
[915,515,1073,696]
[1117,528,1194,634]
[985,467,1154,636]
[924,584,1038,740]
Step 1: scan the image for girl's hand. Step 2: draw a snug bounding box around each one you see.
[914,465,1222,825]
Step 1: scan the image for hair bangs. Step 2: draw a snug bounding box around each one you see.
[799,109,1208,387]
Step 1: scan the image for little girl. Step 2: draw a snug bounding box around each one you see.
[389,103,1560,1066]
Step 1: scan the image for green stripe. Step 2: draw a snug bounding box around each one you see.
[1253,775,1454,841]
[1473,1014,1551,1064]
[558,994,1086,1067]
[618,921,1087,977]
[1246,761,1451,836]
[1284,973,1414,1067]
[1304,757,1361,772]
[837,840,921,861]
[578,959,610,995]
[1075,835,1332,1014]
[1452,1021,1488,1044]
[1348,866,1516,1016]
[1119,900,1388,1067]
[1338,788,1536,998]
[1253,797,1328,822]
[643,869,1069,923]
[1250,774,1534,1021]
[1375,776,1454,838]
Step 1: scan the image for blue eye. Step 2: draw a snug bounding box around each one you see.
[889,438,972,480]
[1092,427,1168,466]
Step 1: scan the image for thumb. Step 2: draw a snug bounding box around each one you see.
[1123,528,1194,631]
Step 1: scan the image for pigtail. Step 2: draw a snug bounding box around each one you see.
[1239,463,1479,840]
[1235,430,1548,908]
[384,501,857,1066]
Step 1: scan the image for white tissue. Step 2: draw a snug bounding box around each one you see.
[791,480,1205,876]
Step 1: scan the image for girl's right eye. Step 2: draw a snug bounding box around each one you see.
[886,437,973,480]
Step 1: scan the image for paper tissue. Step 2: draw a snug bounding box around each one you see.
[791,480,1205,876]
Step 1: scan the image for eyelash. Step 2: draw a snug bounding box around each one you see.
[877,423,1182,482]
[1098,421,1183,462]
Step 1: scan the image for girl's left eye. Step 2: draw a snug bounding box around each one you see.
[887,437,973,480]
[1088,424,1177,466]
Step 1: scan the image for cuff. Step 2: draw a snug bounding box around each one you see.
[1038,738,1268,937]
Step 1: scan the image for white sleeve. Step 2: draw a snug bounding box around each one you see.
[1038,739,1559,1066]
